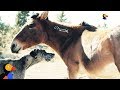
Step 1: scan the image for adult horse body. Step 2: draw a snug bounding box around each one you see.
[81,29,115,78]
[11,11,118,79]
[81,26,120,78]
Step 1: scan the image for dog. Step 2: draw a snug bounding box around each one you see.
[0,49,55,79]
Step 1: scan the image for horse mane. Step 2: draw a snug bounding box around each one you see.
[30,15,97,59]
[39,20,96,56]
[47,20,97,31]
[31,13,97,32]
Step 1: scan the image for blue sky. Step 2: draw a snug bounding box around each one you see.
[0,11,120,29]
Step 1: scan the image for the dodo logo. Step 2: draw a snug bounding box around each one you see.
[103,14,108,20]
[0,64,16,79]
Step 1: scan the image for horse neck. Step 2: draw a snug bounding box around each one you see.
[44,21,87,57]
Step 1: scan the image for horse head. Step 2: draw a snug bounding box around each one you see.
[11,11,49,53]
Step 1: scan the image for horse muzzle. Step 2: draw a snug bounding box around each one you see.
[11,40,21,53]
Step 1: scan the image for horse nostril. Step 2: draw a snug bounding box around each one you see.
[11,43,16,49]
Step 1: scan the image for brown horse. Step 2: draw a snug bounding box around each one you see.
[10,11,105,79]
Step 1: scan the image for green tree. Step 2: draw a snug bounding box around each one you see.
[0,17,12,48]
[0,17,11,34]
[57,11,68,22]
[16,11,30,28]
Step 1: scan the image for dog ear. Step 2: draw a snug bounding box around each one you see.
[30,50,37,58]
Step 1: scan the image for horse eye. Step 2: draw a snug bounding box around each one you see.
[29,23,36,28]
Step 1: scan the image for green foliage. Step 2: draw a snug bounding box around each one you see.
[16,11,30,28]
[0,11,30,51]
[0,16,15,48]
[0,17,11,34]
[0,26,18,48]
[57,11,68,22]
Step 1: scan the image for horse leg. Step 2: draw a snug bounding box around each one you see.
[111,37,120,74]
[67,59,80,79]
[114,55,120,74]
[114,53,120,73]
[112,49,120,77]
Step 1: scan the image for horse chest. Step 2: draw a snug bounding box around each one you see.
[63,43,81,62]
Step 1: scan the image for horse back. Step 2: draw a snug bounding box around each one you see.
[81,29,111,59]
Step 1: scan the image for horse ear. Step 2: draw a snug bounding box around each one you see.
[40,11,49,20]
[31,13,39,19]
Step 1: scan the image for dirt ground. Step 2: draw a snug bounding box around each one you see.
[24,57,120,79]
[24,53,90,79]
[23,46,90,79]
[24,50,120,79]
[24,45,120,79]
[24,60,120,79]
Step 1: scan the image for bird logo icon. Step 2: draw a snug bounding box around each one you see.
[103,14,108,20]
[0,64,16,79]
[5,64,16,71]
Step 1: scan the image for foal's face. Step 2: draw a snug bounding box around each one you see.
[11,12,49,53]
